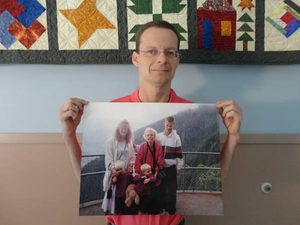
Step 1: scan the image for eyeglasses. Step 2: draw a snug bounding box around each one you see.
[139,49,179,59]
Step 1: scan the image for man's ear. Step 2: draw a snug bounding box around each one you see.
[132,51,139,67]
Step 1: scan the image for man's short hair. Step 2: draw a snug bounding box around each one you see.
[135,20,180,52]
[166,116,175,123]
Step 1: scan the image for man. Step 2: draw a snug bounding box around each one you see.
[59,20,243,225]
[157,116,182,215]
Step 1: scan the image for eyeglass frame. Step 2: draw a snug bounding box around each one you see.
[138,49,180,59]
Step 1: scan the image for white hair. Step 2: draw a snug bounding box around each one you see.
[143,128,157,140]
[115,160,125,170]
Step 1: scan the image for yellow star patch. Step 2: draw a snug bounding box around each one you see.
[59,0,116,48]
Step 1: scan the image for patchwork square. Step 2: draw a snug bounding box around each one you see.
[281,11,294,24]
[265,0,300,51]
[57,0,118,50]
[0,0,48,50]
[127,0,188,50]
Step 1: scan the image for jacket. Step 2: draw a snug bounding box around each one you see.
[103,137,135,192]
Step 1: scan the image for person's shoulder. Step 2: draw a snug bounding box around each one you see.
[173,130,180,137]
[139,142,146,148]
[155,141,162,147]
[170,89,193,103]
[110,95,131,102]
[157,132,163,136]
[125,172,133,177]
[106,137,115,144]
[110,88,141,102]
[171,95,193,103]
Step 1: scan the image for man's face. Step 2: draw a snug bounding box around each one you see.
[132,27,180,89]
[164,121,175,135]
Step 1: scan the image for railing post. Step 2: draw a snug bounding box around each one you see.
[183,152,186,192]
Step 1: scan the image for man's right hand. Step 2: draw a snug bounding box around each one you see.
[59,98,89,137]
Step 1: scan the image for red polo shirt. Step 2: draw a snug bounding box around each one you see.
[111,87,193,103]
[106,87,191,225]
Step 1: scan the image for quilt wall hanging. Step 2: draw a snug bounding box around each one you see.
[1,0,300,64]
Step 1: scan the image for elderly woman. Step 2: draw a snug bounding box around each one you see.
[102,119,136,215]
[134,128,164,214]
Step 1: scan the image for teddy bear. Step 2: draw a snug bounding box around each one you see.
[125,184,140,207]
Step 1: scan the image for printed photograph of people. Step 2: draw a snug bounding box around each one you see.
[79,102,222,216]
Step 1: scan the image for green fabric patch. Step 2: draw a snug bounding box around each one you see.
[238,12,254,22]
[266,17,287,35]
[238,23,254,32]
[162,146,182,151]
[128,0,152,14]
[162,0,186,13]
[153,14,162,20]
[129,24,144,42]
[237,32,254,41]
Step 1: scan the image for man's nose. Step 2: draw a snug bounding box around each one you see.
[156,51,168,63]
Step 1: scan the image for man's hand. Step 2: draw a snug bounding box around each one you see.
[216,100,243,138]
[59,98,89,137]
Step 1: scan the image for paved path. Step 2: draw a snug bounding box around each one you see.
[80,193,222,216]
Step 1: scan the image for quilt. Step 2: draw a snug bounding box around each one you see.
[1,0,300,64]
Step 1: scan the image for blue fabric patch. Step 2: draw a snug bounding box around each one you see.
[285,18,300,38]
[202,20,212,50]
[16,0,45,28]
[0,10,17,49]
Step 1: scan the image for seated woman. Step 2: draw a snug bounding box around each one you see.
[134,128,164,214]
[102,119,136,215]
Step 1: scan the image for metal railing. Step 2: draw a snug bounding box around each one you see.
[80,152,221,204]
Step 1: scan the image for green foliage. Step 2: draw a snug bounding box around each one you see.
[128,0,152,14]
[162,0,186,13]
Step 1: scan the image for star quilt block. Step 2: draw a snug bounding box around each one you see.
[57,0,118,50]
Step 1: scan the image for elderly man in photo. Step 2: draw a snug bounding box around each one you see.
[59,20,243,225]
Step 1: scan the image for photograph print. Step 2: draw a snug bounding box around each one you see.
[79,102,222,216]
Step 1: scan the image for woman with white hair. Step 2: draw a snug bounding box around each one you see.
[134,128,164,214]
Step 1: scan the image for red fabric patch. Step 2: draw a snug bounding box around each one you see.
[281,12,294,24]
[197,10,236,50]
[0,0,25,18]
[8,20,46,49]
